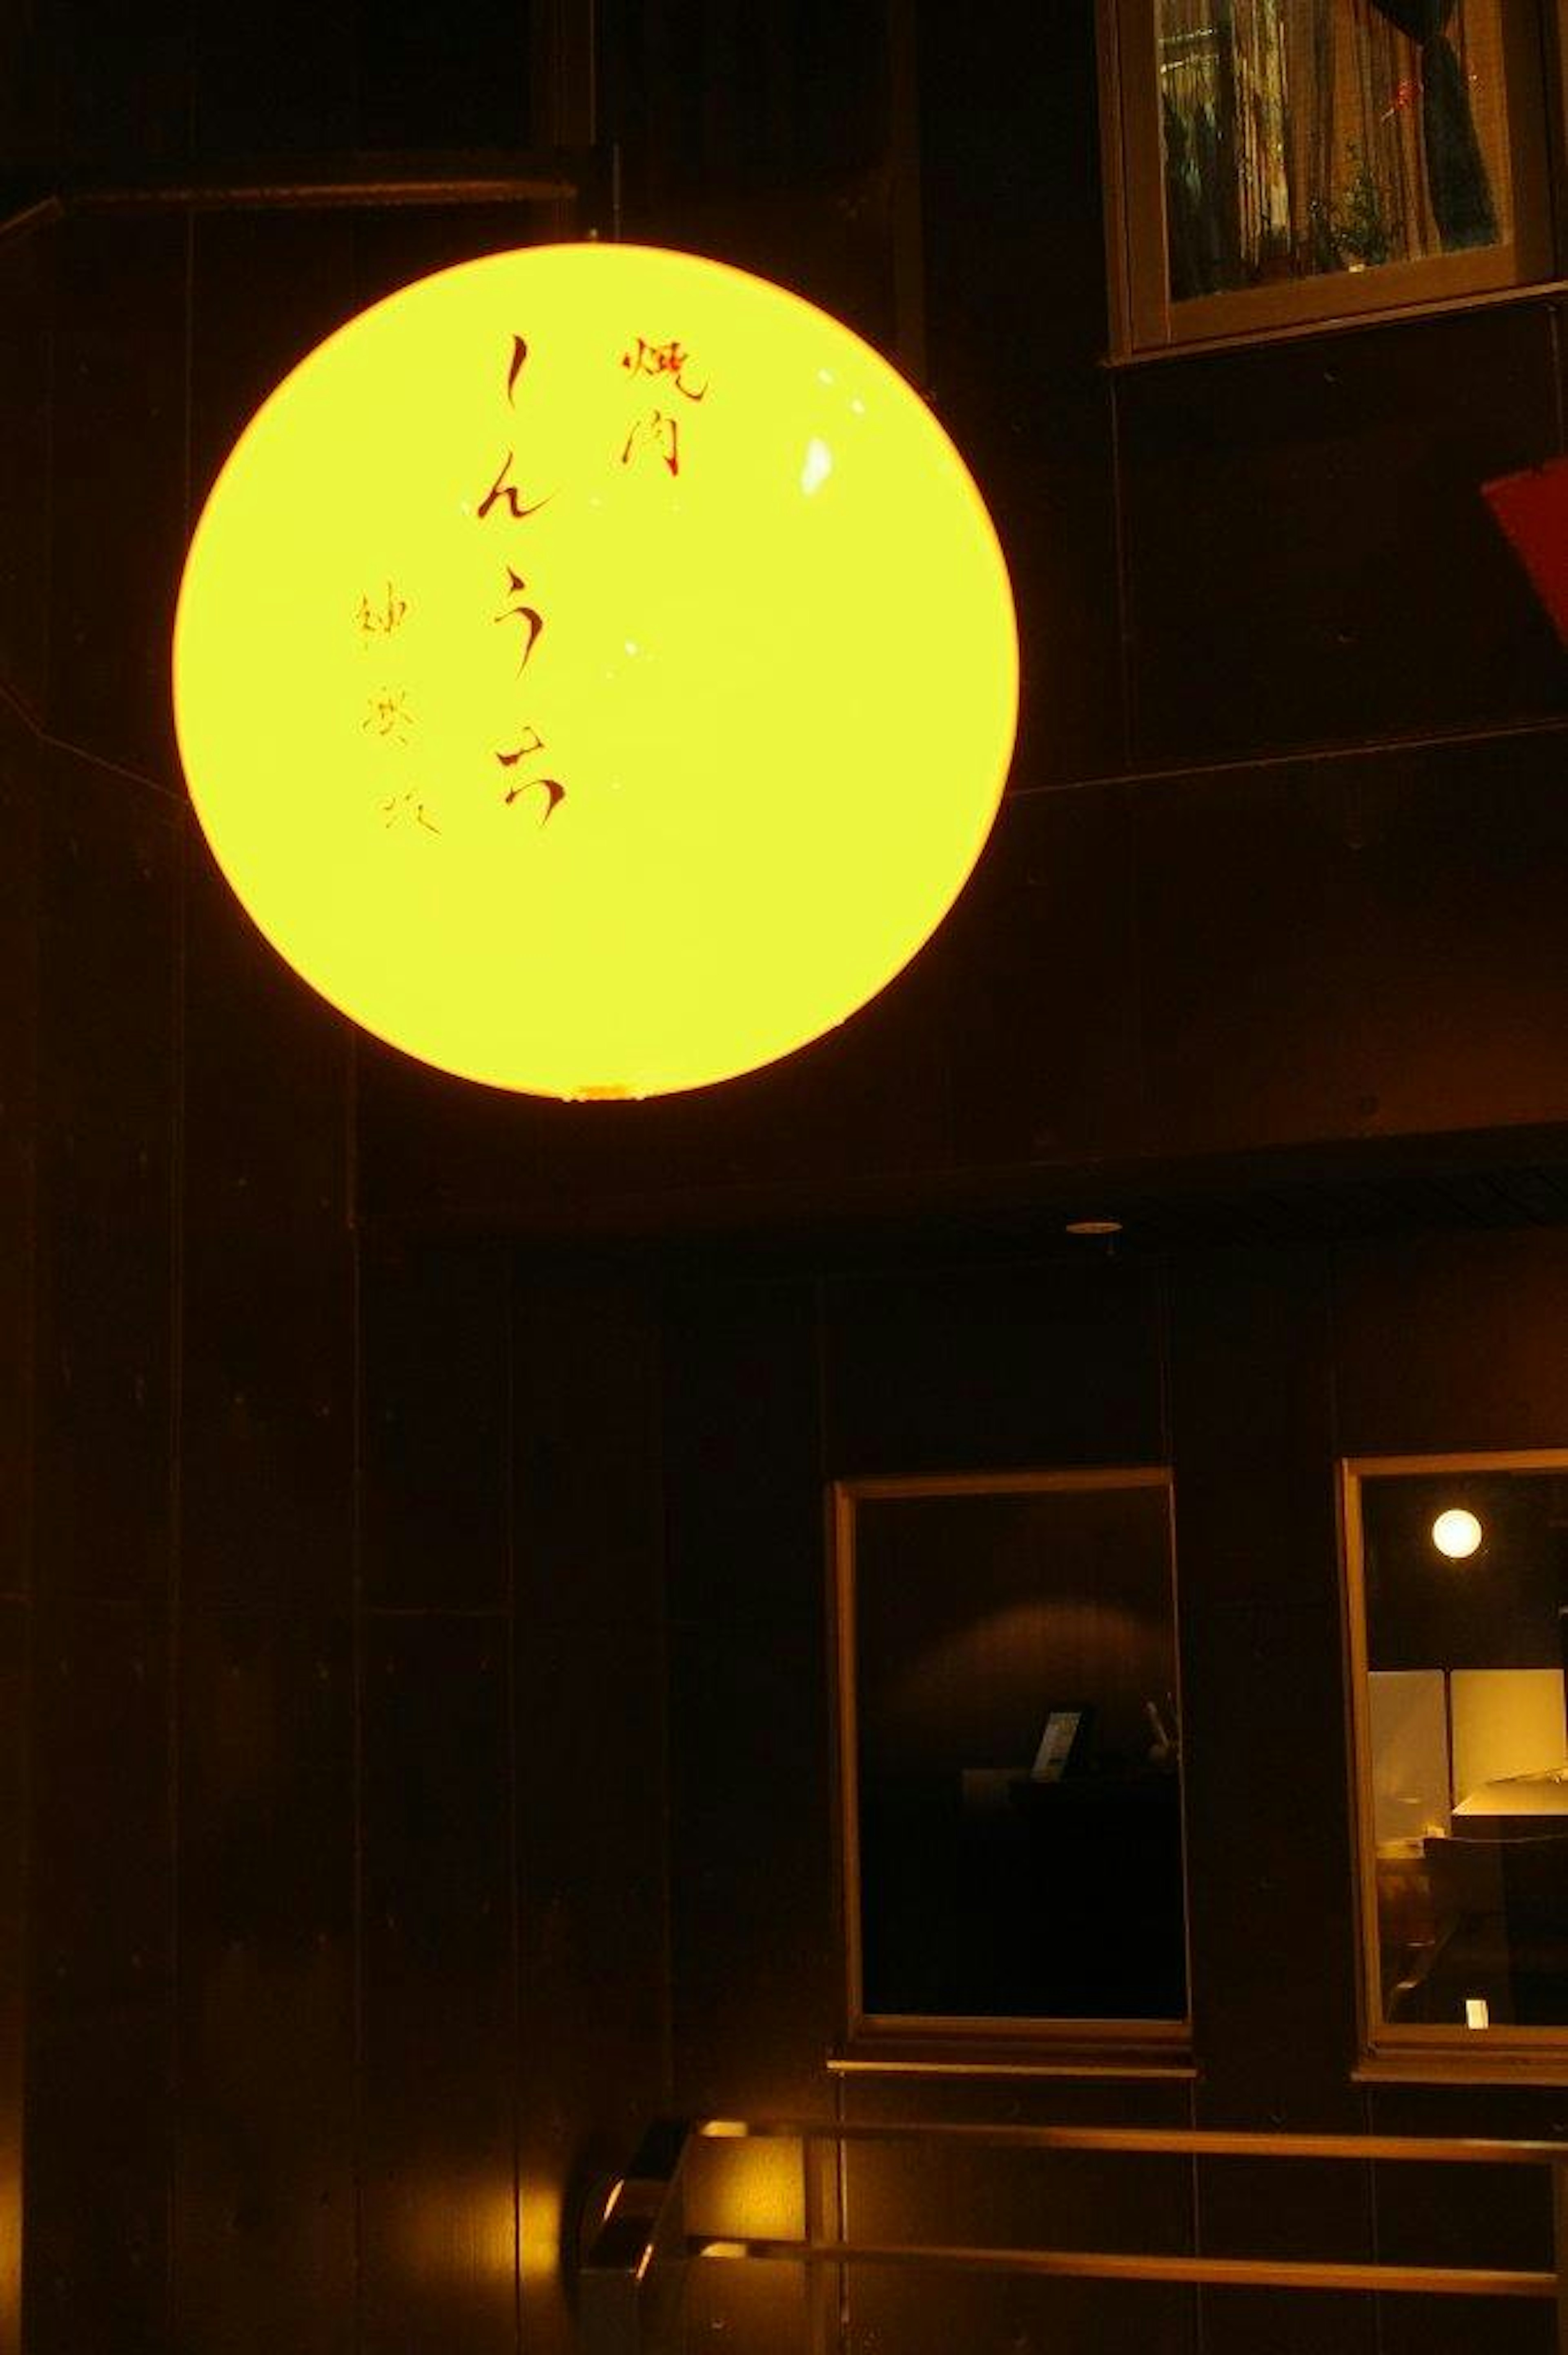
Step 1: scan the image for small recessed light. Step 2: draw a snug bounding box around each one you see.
[1065,1217,1123,1238]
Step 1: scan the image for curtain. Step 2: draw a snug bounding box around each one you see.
[1362,0,1499,246]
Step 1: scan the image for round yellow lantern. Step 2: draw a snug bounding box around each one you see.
[173,241,1018,1099]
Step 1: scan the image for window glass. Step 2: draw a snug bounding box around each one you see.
[1102,0,1552,350]
[835,1473,1188,2041]
[1158,1,1512,305]
[1346,1454,1568,2053]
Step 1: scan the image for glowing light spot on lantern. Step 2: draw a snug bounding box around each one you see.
[172,242,1017,1099]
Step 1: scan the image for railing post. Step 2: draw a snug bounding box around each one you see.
[804,2127,835,2355]
[578,2122,690,2355]
[1544,2157,1554,2355]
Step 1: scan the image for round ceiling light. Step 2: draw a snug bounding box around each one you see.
[173,241,1018,1099]
[1431,1508,1483,1559]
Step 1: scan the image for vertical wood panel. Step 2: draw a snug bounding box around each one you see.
[821,2078,1198,2355]
[1192,2157,1375,2355]
[174,1611,355,2355]
[179,836,353,1612]
[917,0,1123,785]
[0,0,52,182]
[683,2258,813,2355]
[1334,1228,1568,1456]
[512,1268,669,2355]
[1132,764,1371,1156]
[352,0,532,151]
[360,1612,516,2355]
[0,709,37,1607]
[190,2,356,156]
[942,785,1143,1167]
[0,1605,23,2355]
[512,1271,663,1630]
[1369,2083,1566,2355]
[1167,1249,1359,2125]
[1118,305,1565,769]
[1167,1247,1337,1612]
[1136,736,1568,1164]
[516,1617,668,2355]
[44,1,192,178]
[663,1278,832,2118]
[0,230,50,716]
[1351,734,1568,1135]
[824,1258,1165,1476]
[33,752,178,1605]
[361,1236,510,1611]
[0,718,31,2355]
[24,1601,171,2355]
[667,1619,835,2117]
[46,214,187,783]
[1197,2286,1378,2355]
[663,1276,821,1627]
[843,2273,1195,2355]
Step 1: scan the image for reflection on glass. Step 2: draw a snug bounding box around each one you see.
[1158,0,1510,303]
[841,1474,1187,2030]
[1357,1461,1568,2032]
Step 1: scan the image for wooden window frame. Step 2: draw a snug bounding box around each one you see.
[1098,0,1565,357]
[1341,1448,1568,2085]
[830,1467,1193,2073]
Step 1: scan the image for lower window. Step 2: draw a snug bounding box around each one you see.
[833,1470,1189,2055]
[1343,1450,1568,2067]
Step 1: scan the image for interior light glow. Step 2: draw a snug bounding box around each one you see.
[173,242,1018,1100]
[1465,1996,1490,2029]
[1432,1508,1483,1559]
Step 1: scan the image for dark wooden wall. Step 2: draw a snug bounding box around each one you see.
[664,1228,1568,2355]
[1,3,1567,2354]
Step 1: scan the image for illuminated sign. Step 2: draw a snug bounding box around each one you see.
[174,242,1018,1098]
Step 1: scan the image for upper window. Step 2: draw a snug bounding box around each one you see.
[1100,0,1558,352]
[1343,1451,1568,2072]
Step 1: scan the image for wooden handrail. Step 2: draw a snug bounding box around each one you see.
[699,2115,1568,2165]
[581,2116,1568,2354]
[0,149,602,254]
[694,2235,1557,2300]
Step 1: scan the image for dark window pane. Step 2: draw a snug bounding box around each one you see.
[847,1479,1187,2028]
